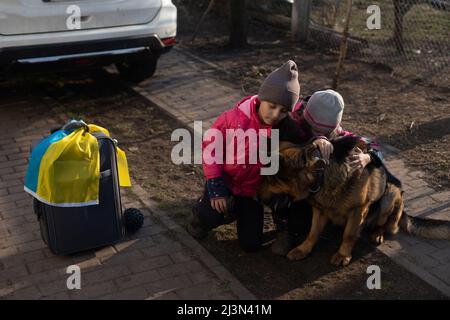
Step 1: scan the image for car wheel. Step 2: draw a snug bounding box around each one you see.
[116,56,158,83]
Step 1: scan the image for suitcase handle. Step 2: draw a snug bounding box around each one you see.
[61,120,89,133]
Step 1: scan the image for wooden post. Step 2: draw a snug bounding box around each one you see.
[332,0,353,90]
[291,0,312,42]
[229,0,248,48]
[191,0,216,43]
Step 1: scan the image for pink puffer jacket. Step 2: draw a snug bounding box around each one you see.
[202,95,273,197]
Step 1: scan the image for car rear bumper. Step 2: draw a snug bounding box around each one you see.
[0,34,174,73]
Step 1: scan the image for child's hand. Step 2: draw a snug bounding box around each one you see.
[312,138,333,160]
[346,147,371,175]
[211,197,228,214]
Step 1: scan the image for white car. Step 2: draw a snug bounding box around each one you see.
[0,0,177,82]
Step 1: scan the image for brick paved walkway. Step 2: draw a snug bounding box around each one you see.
[379,150,450,296]
[0,91,255,300]
[132,47,450,297]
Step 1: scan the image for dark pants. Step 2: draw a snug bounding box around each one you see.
[272,200,313,242]
[193,188,264,252]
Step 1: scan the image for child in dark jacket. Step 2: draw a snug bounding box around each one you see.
[291,89,383,168]
[187,60,301,252]
[271,89,385,255]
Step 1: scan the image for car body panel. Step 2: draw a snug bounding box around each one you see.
[0,0,163,36]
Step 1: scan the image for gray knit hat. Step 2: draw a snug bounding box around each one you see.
[258,60,300,109]
[304,89,344,132]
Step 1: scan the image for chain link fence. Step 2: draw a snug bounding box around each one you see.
[269,0,450,86]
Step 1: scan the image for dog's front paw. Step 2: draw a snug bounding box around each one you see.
[330,252,352,266]
[287,246,310,261]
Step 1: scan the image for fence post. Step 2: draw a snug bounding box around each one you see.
[229,0,248,48]
[291,0,312,42]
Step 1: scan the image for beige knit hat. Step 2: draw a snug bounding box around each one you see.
[258,60,300,110]
[304,89,344,132]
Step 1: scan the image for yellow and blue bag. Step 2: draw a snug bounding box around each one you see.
[24,120,131,207]
[24,119,135,255]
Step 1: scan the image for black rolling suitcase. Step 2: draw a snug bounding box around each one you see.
[32,128,126,255]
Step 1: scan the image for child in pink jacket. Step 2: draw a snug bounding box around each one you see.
[187,60,301,252]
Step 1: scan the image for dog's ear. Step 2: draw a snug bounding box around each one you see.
[279,146,305,169]
[356,138,369,152]
[278,141,306,169]
[331,135,360,163]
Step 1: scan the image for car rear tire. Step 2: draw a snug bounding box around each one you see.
[116,55,158,83]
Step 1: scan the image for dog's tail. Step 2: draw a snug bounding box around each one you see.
[400,210,450,240]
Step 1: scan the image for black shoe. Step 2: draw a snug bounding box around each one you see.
[186,208,209,240]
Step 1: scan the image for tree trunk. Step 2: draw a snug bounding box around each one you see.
[229,0,247,48]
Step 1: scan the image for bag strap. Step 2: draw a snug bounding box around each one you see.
[33,198,43,221]
[90,131,117,144]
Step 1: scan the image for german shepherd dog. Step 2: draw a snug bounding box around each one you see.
[258,135,450,266]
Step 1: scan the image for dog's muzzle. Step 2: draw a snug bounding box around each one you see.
[309,148,325,193]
